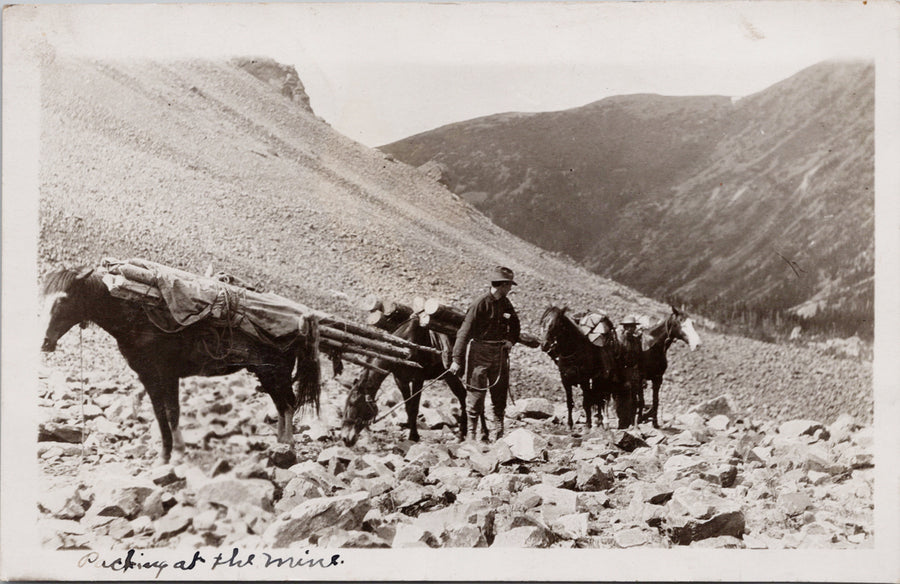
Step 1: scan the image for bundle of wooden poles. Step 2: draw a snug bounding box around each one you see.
[98,259,440,375]
[361,295,541,348]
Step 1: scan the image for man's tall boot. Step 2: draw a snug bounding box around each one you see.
[492,410,505,440]
[467,413,481,443]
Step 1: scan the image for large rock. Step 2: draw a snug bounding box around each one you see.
[153,504,193,541]
[274,476,326,515]
[316,446,358,474]
[690,395,737,419]
[615,431,649,452]
[288,460,347,492]
[512,398,556,420]
[442,524,489,547]
[667,488,737,520]
[392,523,440,548]
[263,491,371,547]
[37,485,91,520]
[663,454,708,478]
[196,477,275,512]
[90,479,155,520]
[268,444,298,469]
[551,512,589,539]
[575,462,615,492]
[666,510,746,545]
[38,422,83,444]
[614,526,651,548]
[490,525,554,548]
[778,419,827,440]
[500,428,548,462]
[516,484,577,516]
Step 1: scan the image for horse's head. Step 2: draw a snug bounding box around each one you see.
[539,305,568,353]
[340,373,380,447]
[668,306,701,351]
[40,267,95,352]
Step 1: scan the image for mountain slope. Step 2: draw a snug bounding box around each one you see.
[38,54,872,425]
[381,61,874,325]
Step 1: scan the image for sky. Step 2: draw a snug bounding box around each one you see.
[7,1,890,146]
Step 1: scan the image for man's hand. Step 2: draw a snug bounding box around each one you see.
[448,362,461,375]
[503,340,514,351]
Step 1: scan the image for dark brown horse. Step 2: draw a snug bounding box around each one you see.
[340,317,467,446]
[40,266,322,464]
[637,306,701,428]
[538,306,619,430]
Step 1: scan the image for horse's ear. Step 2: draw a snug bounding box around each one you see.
[671,305,681,316]
[76,267,94,280]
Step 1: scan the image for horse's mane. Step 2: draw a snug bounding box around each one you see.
[42,266,105,297]
[540,305,567,325]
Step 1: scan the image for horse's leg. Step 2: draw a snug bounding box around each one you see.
[163,378,185,462]
[582,379,593,432]
[446,376,467,441]
[256,365,296,446]
[139,375,174,465]
[633,378,644,427]
[649,376,662,429]
[400,378,422,442]
[563,379,574,430]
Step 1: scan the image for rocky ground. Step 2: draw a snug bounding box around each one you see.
[37,327,873,550]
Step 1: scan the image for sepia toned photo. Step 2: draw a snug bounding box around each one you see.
[2,1,898,581]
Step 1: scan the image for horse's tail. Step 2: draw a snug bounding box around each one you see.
[293,314,321,416]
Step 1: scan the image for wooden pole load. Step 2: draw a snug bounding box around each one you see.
[320,338,422,370]
[420,297,541,348]
[417,314,457,337]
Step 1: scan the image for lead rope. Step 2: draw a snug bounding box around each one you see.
[372,369,451,425]
[79,325,86,462]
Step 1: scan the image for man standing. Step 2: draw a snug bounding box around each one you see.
[618,315,644,427]
[449,266,521,441]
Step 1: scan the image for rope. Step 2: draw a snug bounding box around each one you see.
[372,369,451,425]
[79,326,86,463]
[462,341,510,391]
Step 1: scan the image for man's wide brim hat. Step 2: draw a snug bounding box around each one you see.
[491,266,517,285]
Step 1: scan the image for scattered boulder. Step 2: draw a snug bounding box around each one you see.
[615,431,649,452]
[575,462,614,492]
[666,510,746,545]
[690,395,737,419]
[512,398,556,420]
[778,419,827,440]
[38,422,83,444]
[268,444,298,469]
[614,526,650,548]
[501,428,548,462]
[263,491,371,547]
[490,525,554,548]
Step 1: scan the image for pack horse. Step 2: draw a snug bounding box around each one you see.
[340,316,467,446]
[40,263,323,465]
[539,304,701,430]
[637,306,701,427]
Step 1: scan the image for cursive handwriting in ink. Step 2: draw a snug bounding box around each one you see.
[211,547,255,569]
[78,549,169,579]
[262,550,343,568]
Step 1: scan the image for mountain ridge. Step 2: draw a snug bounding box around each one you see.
[381,60,874,330]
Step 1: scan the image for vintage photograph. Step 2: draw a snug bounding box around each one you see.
[2,1,898,581]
